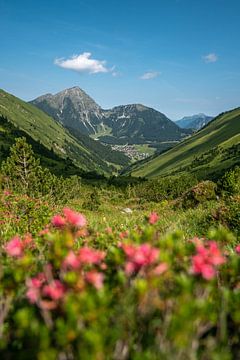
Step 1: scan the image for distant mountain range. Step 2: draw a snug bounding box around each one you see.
[30,87,191,144]
[3,86,238,181]
[175,114,213,130]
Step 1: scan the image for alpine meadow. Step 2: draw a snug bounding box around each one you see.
[1,1,240,359]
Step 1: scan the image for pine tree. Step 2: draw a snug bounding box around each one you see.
[1,137,42,195]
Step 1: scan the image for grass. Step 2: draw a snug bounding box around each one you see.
[0,89,117,174]
[131,107,240,178]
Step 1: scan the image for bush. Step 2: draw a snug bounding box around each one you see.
[134,174,198,203]
[0,209,240,359]
[179,180,217,209]
[219,166,240,196]
[216,196,240,236]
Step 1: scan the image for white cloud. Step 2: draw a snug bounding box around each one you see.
[140,71,160,80]
[202,53,218,63]
[54,52,113,74]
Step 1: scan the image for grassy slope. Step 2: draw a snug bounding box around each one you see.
[131,108,240,179]
[0,89,113,174]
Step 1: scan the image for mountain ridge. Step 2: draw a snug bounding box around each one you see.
[30,87,191,144]
[0,89,129,175]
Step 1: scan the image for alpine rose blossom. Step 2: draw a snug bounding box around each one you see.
[5,236,23,257]
[235,245,240,254]
[63,251,80,269]
[63,208,87,228]
[51,215,66,228]
[122,243,160,275]
[42,280,65,301]
[148,212,159,225]
[192,241,225,280]
[78,247,105,265]
[26,273,46,304]
[85,270,104,290]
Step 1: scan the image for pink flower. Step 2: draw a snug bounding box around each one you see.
[236,245,240,254]
[122,243,160,275]
[85,270,104,290]
[39,228,50,236]
[51,215,66,228]
[5,236,23,257]
[152,262,168,275]
[26,287,40,304]
[192,241,225,280]
[119,231,129,239]
[78,247,105,265]
[22,233,33,247]
[105,227,113,234]
[148,212,159,225]
[63,251,80,269]
[63,208,87,228]
[26,273,46,304]
[42,280,65,301]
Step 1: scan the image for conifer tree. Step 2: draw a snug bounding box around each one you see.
[1,137,42,195]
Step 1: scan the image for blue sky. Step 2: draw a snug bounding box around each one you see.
[1,0,240,119]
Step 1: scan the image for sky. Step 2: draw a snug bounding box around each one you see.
[1,0,240,120]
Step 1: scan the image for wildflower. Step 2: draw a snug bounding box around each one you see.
[85,270,104,289]
[22,233,33,247]
[5,236,23,257]
[148,212,159,225]
[119,230,129,239]
[63,251,80,269]
[235,245,240,254]
[51,215,66,228]
[192,241,225,280]
[78,247,105,265]
[105,227,113,234]
[152,262,168,275]
[42,280,65,301]
[26,273,46,304]
[26,287,40,304]
[39,227,50,236]
[122,243,160,275]
[63,208,87,228]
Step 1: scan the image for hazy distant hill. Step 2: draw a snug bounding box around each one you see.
[175,114,213,130]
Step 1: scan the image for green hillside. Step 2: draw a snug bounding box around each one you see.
[130,107,240,179]
[0,89,128,174]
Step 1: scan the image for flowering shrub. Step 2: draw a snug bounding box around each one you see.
[0,208,240,359]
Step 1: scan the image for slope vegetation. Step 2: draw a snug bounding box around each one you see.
[0,89,129,174]
[130,107,240,179]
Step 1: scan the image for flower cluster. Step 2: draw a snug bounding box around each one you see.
[52,207,87,229]
[5,234,33,257]
[26,270,65,310]
[192,240,226,280]
[121,243,162,275]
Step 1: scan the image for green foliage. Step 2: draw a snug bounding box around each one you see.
[179,180,217,209]
[1,137,44,196]
[219,166,240,195]
[82,189,101,211]
[131,107,240,179]
[0,210,240,359]
[133,173,198,202]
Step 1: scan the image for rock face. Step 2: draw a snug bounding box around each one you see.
[175,114,213,130]
[30,87,103,135]
[30,87,190,143]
